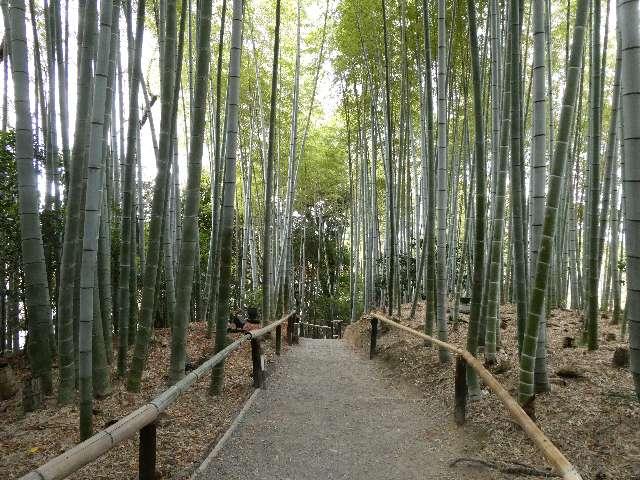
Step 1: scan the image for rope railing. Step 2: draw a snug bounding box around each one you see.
[20,311,299,480]
[367,312,583,480]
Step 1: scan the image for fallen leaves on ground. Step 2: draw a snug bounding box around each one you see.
[0,322,283,479]
[345,302,640,480]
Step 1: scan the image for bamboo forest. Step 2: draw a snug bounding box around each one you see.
[0,0,639,477]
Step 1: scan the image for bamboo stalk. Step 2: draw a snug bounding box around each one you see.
[19,331,257,480]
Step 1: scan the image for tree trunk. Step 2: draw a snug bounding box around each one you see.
[519,0,589,405]
[5,0,53,394]
[210,0,243,395]
[464,0,487,397]
[435,0,451,363]
[127,0,179,392]
[261,0,281,326]
[169,0,214,384]
[618,0,640,400]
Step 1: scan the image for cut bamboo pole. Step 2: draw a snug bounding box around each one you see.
[370,312,583,480]
[19,312,297,480]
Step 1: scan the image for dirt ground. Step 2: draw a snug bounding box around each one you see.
[344,302,640,480]
[0,322,282,479]
[202,338,498,480]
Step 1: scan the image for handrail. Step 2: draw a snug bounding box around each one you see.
[251,311,296,338]
[20,311,298,480]
[300,321,331,329]
[368,312,583,480]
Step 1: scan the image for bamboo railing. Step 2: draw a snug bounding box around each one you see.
[299,320,343,339]
[368,312,583,480]
[20,312,299,480]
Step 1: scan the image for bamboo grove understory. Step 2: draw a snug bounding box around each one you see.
[0,0,638,442]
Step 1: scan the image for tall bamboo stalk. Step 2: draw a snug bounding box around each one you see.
[435,0,450,363]
[618,0,640,400]
[210,0,244,395]
[519,0,589,405]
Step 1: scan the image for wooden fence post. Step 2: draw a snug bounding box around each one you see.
[293,318,299,344]
[139,421,157,480]
[369,317,378,359]
[454,355,467,425]
[287,315,293,345]
[251,338,263,388]
[275,324,282,355]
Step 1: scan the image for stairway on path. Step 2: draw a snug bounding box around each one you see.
[197,338,495,480]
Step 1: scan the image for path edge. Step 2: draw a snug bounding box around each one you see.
[190,388,262,479]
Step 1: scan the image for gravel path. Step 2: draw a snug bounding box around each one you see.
[198,338,492,480]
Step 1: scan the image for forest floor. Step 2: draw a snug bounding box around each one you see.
[345,302,640,480]
[0,322,282,479]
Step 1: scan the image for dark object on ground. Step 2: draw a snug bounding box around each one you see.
[555,365,586,379]
[247,307,258,323]
[493,358,511,374]
[230,311,245,329]
[449,457,560,477]
[562,337,575,348]
[612,346,629,368]
[604,332,616,342]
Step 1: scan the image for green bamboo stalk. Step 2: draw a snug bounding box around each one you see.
[519,0,589,405]
[585,0,602,350]
[465,0,487,397]
[5,0,53,394]
[169,0,214,384]
[210,0,244,395]
[618,0,640,400]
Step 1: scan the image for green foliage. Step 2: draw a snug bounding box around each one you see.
[0,130,21,272]
[244,288,263,309]
[296,124,349,211]
[0,130,61,292]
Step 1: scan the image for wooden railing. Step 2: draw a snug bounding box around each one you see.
[20,312,299,480]
[367,312,583,480]
[299,319,343,339]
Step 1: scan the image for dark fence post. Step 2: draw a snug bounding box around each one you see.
[275,324,282,355]
[293,318,299,344]
[454,355,467,425]
[369,317,378,359]
[251,337,263,388]
[287,315,294,345]
[139,421,157,480]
